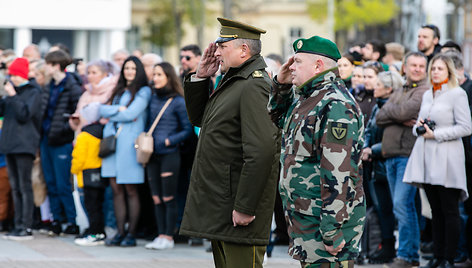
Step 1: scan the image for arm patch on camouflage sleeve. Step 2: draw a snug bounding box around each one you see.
[327,122,348,145]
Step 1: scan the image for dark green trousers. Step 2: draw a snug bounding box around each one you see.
[211,240,266,268]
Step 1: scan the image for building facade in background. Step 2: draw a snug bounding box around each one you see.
[0,0,131,61]
[130,0,333,65]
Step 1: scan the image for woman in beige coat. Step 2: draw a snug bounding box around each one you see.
[403,54,471,268]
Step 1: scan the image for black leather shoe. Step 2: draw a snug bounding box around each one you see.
[106,233,125,246]
[438,260,455,268]
[120,233,136,247]
[422,259,444,268]
[48,221,62,236]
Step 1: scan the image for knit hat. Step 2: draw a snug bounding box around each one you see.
[80,102,101,124]
[293,36,341,61]
[8,57,29,80]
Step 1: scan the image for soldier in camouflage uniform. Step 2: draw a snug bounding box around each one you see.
[268,36,366,268]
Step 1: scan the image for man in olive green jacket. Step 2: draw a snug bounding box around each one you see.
[179,17,280,268]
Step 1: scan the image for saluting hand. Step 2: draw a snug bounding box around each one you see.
[276,56,294,84]
[232,210,255,227]
[196,42,219,79]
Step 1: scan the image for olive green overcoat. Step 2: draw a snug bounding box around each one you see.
[179,55,280,245]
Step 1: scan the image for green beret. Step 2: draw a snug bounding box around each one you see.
[215,17,266,43]
[293,36,341,61]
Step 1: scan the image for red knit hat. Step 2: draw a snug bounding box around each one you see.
[8,57,29,80]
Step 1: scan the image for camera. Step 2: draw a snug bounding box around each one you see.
[416,119,436,135]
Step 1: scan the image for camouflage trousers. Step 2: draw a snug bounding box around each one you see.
[301,260,355,268]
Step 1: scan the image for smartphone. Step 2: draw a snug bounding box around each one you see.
[63,113,80,119]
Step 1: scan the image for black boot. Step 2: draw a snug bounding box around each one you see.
[369,238,396,264]
[421,258,444,268]
[437,260,455,268]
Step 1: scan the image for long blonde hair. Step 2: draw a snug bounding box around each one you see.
[428,54,459,88]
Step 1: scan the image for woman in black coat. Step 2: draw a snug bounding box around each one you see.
[361,71,404,263]
[144,62,192,250]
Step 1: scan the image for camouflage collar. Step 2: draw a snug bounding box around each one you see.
[296,67,340,97]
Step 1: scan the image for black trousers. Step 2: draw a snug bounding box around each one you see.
[83,186,105,234]
[423,184,461,261]
[147,152,180,236]
[6,154,34,230]
[369,174,395,240]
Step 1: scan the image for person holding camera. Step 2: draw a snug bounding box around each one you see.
[403,54,472,268]
[0,58,42,240]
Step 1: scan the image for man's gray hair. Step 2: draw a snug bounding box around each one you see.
[312,54,337,69]
[234,38,262,56]
[443,51,464,70]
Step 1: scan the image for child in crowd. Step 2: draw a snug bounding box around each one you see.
[71,105,107,246]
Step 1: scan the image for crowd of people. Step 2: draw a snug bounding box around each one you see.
[0,19,471,268]
[0,42,200,250]
[338,24,472,268]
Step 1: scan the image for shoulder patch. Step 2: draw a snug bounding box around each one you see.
[327,122,348,145]
[252,70,263,78]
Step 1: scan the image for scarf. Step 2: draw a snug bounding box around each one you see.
[432,78,448,91]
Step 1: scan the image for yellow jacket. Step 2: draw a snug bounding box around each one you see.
[71,125,102,188]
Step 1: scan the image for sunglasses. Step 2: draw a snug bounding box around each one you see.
[180,55,192,61]
[363,61,384,73]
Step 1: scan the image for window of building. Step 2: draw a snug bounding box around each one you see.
[0,29,14,49]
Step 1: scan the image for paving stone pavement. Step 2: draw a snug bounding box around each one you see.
[0,231,394,268]
[0,232,302,268]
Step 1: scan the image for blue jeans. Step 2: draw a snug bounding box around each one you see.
[385,156,420,262]
[40,137,76,224]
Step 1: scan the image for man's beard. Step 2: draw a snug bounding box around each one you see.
[418,43,429,53]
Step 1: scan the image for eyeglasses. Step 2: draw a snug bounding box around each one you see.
[180,55,192,61]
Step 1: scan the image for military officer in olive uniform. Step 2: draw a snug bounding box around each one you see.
[268,36,366,268]
[179,18,280,268]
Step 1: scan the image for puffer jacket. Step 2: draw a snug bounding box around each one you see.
[41,73,83,146]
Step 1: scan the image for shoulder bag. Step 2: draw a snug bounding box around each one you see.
[82,168,109,188]
[135,98,173,166]
[99,123,122,158]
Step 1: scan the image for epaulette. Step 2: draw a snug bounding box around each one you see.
[252,70,263,78]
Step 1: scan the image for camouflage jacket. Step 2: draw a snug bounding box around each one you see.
[268,68,366,264]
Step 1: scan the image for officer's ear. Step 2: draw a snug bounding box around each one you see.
[240,43,249,58]
[314,59,325,74]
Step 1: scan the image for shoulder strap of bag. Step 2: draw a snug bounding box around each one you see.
[146,98,173,136]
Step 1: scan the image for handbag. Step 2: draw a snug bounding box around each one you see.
[135,97,173,166]
[82,168,108,188]
[99,123,122,158]
[31,156,47,206]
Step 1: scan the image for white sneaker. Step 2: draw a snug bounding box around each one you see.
[145,237,163,250]
[74,234,106,246]
[155,238,174,250]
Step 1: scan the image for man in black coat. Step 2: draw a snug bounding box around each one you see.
[41,50,82,236]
